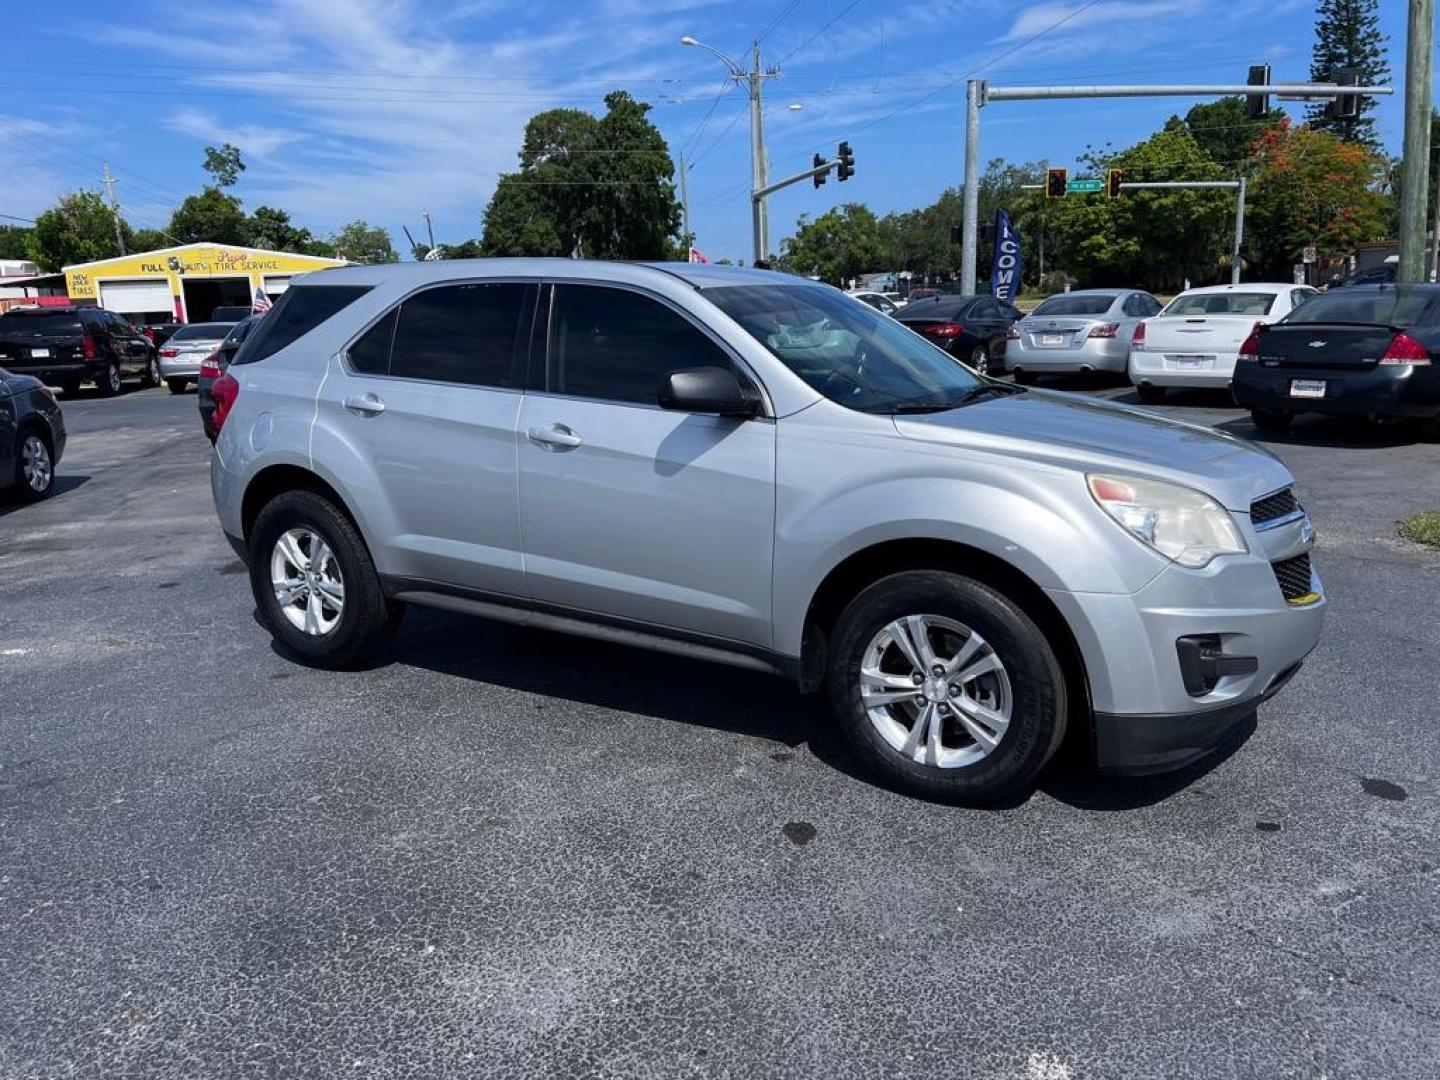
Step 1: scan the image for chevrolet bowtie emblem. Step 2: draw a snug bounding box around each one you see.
[1308,340,1326,348]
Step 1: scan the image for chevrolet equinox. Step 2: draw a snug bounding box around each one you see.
[209,261,1325,804]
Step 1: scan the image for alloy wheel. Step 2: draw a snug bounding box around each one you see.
[21,434,51,492]
[270,528,345,636]
[107,364,122,394]
[970,347,989,375]
[859,614,1012,769]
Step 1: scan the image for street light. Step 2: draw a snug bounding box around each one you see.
[680,34,779,263]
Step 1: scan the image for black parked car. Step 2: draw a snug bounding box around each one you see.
[198,314,261,440]
[1232,283,1440,435]
[0,307,159,397]
[892,294,1024,375]
[0,366,66,502]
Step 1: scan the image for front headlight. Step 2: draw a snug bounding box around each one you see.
[1087,474,1247,568]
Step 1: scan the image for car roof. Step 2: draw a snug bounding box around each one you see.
[1039,288,1126,297]
[1172,283,1297,296]
[296,258,784,292]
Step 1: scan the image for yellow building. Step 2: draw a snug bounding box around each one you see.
[63,243,347,324]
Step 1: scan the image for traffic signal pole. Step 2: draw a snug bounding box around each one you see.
[960,78,1394,294]
[1397,0,1434,283]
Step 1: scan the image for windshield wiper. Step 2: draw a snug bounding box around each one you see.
[889,382,1025,414]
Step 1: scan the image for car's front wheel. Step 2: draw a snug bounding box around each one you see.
[97,361,123,397]
[826,570,1068,805]
[141,356,161,388]
[249,490,403,669]
[12,430,54,502]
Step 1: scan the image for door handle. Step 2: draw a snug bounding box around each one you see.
[344,393,386,416]
[527,423,583,450]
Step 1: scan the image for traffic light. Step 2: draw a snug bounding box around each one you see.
[812,153,827,189]
[1245,63,1271,120]
[1328,66,1359,120]
[1106,168,1124,199]
[1045,167,1067,199]
[837,141,855,182]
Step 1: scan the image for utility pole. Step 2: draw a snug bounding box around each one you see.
[1430,144,1440,283]
[961,77,1394,294]
[1397,0,1434,283]
[748,41,773,264]
[421,208,436,254]
[1231,176,1247,285]
[101,162,126,256]
[679,154,692,257]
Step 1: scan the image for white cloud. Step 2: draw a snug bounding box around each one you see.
[164,108,306,160]
[998,0,1201,44]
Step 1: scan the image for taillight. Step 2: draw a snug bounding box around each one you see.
[81,334,96,359]
[1087,323,1120,339]
[1006,325,1020,340]
[1237,322,1262,362]
[1380,332,1431,365]
[1132,321,1147,348]
[211,371,240,432]
[922,322,965,338]
[198,352,222,380]
[160,347,179,357]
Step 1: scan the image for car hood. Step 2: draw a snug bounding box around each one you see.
[0,369,43,398]
[892,389,1291,511]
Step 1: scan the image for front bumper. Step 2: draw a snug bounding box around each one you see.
[1232,362,1440,419]
[1006,336,1128,373]
[1128,347,1238,388]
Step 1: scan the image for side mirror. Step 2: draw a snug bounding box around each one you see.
[658,366,760,418]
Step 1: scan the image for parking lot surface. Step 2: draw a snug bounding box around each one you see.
[2,384,1438,1079]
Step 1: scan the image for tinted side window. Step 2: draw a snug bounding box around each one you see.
[1122,295,1143,317]
[389,283,531,387]
[234,285,371,366]
[549,285,735,405]
[348,308,397,375]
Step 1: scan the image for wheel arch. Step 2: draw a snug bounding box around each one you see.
[240,463,366,548]
[799,537,1091,721]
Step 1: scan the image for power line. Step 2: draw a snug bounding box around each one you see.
[776,0,865,66]
[0,213,37,224]
[757,0,807,43]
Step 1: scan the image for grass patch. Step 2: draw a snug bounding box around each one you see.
[1398,510,1440,549]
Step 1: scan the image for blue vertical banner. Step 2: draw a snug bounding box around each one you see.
[990,209,1023,303]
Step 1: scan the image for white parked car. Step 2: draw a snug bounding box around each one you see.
[1128,283,1318,402]
[845,290,902,316]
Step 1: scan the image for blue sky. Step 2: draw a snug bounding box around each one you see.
[0,0,1425,263]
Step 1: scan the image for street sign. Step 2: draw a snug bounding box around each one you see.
[1066,178,1103,193]
[1302,245,1317,264]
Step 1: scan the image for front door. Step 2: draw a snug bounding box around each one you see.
[316,281,537,597]
[517,283,776,648]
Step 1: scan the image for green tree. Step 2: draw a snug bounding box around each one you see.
[248,205,331,254]
[0,225,32,261]
[1307,0,1389,148]
[26,191,131,270]
[777,204,885,284]
[329,220,398,263]
[203,143,246,188]
[1247,122,1388,278]
[168,187,251,245]
[1182,97,1287,172]
[131,227,171,252]
[480,91,682,259]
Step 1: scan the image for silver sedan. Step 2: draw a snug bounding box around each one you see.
[157,321,238,393]
[1006,289,1163,382]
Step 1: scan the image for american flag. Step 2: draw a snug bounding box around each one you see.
[252,287,272,314]
[688,247,708,264]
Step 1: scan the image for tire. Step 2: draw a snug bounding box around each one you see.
[141,355,161,388]
[1012,369,1036,386]
[969,346,990,376]
[12,428,54,502]
[96,361,123,397]
[826,570,1067,806]
[167,378,189,394]
[249,490,403,669]
[1250,407,1293,433]
[1136,384,1167,404]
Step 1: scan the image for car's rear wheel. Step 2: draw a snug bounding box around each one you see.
[97,362,123,397]
[1250,407,1293,433]
[969,346,990,376]
[826,570,1067,805]
[12,429,53,502]
[249,490,403,669]
[141,356,160,388]
[167,378,188,394]
[1136,384,1166,404]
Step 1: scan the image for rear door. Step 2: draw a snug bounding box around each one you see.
[317,280,537,596]
[516,282,776,647]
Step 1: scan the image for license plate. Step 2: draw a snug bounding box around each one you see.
[1290,379,1327,399]
[1172,354,1209,369]
[1040,333,1064,346]
[29,347,50,358]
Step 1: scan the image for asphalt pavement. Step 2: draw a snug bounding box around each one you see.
[2,382,1438,1079]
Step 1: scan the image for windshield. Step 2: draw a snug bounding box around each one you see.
[171,322,233,340]
[1031,294,1115,317]
[1164,292,1277,316]
[1281,287,1440,327]
[705,283,986,413]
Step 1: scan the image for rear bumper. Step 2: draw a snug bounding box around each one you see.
[1232,362,1440,419]
[3,361,102,385]
[159,355,206,378]
[1129,348,1238,388]
[1006,338,1127,373]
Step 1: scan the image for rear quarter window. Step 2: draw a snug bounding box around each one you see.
[0,313,82,336]
[232,285,371,366]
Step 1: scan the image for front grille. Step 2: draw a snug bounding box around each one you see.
[1272,553,1314,602]
[1251,487,1299,525]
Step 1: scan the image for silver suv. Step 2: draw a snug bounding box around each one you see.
[209,261,1324,804]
